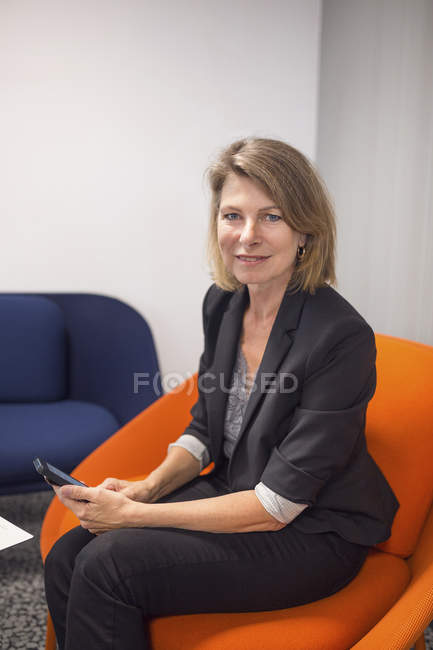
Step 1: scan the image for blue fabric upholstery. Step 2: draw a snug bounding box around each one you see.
[37,293,163,425]
[0,293,162,494]
[0,296,67,402]
[0,400,119,494]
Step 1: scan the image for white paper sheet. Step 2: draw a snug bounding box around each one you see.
[0,516,33,551]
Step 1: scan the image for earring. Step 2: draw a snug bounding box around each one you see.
[297,245,306,260]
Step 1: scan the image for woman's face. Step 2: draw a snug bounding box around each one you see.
[217,173,306,293]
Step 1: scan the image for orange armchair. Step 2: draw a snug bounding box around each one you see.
[40,334,433,650]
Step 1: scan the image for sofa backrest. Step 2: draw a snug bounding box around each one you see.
[369,334,433,558]
[0,296,67,402]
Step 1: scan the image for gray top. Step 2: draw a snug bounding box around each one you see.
[168,343,308,524]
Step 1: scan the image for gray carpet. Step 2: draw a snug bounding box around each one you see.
[0,491,432,650]
[0,490,52,650]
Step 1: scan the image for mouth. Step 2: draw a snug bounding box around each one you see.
[236,255,270,265]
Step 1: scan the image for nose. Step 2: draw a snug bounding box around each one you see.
[239,219,260,246]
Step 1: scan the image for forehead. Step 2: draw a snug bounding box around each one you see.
[220,173,275,207]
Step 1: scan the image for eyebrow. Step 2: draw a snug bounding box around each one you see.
[219,204,281,212]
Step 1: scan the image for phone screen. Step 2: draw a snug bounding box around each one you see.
[47,462,83,486]
[33,458,87,488]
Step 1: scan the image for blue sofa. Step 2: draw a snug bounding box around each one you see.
[0,293,162,494]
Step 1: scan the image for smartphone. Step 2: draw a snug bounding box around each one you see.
[33,457,88,488]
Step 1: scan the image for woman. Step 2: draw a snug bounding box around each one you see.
[45,137,399,650]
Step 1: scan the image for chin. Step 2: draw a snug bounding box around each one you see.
[236,273,272,286]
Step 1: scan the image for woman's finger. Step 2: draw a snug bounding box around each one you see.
[98,478,120,491]
[85,525,109,535]
[59,485,94,502]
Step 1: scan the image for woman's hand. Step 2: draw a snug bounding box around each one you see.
[52,484,140,535]
[97,477,156,503]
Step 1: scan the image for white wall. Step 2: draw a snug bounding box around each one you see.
[0,0,322,383]
[317,0,433,345]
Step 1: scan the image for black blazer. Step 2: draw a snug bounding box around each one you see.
[184,283,399,546]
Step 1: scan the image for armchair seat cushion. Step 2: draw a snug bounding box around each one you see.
[48,498,411,650]
[42,473,411,650]
[0,400,119,493]
[149,549,410,650]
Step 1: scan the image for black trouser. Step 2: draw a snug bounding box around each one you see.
[44,462,369,650]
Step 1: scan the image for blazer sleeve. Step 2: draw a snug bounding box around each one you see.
[260,317,377,506]
[179,285,215,463]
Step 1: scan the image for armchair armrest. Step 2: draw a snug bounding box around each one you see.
[40,374,210,560]
[352,501,433,649]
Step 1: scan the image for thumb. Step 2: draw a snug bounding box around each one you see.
[60,485,91,501]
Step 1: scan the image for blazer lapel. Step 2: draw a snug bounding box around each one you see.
[208,286,248,461]
[209,284,308,466]
[237,288,308,444]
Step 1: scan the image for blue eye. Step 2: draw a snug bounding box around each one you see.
[265,214,281,222]
[221,212,281,222]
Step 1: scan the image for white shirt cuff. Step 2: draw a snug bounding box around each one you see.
[254,481,309,524]
[167,434,210,472]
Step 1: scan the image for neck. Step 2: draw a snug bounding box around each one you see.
[245,281,288,326]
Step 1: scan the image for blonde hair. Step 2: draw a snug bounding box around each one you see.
[204,137,336,294]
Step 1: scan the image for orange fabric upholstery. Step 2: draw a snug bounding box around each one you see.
[40,378,206,561]
[149,550,409,650]
[352,500,433,649]
[368,335,433,558]
[41,333,433,649]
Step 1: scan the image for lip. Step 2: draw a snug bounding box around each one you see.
[236,255,270,265]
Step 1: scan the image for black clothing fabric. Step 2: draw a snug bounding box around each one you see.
[44,283,397,648]
[184,284,399,545]
[45,462,369,650]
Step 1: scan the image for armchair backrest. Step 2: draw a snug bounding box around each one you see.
[367,334,433,558]
[0,296,67,402]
